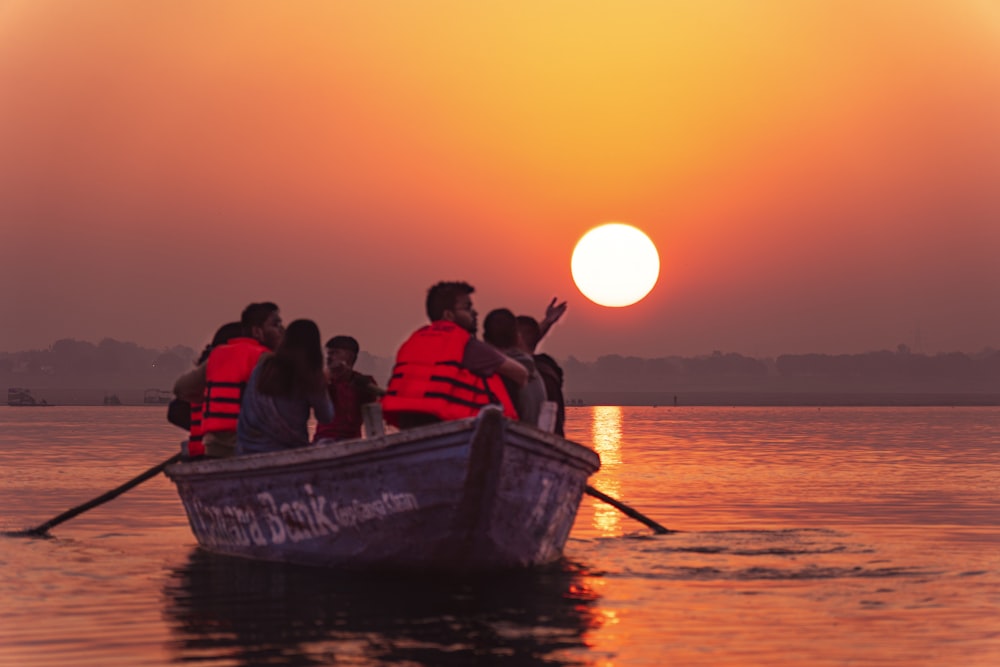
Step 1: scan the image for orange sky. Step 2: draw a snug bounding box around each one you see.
[2,1,998,360]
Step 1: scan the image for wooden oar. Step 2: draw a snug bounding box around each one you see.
[585,485,673,534]
[5,453,182,537]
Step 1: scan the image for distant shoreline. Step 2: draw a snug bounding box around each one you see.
[5,344,997,409]
[567,391,1000,407]
[5,390,997,408]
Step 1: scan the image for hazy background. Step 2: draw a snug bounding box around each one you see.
[2,1,998,361]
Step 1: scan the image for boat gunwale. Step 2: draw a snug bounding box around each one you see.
[165,410,599,480]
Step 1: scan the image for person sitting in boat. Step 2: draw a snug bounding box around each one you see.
[483,308,547,427]
[381,281,527,429]
[517,298,568,436]
[173,302,284,458]
[313,335,384,442]
[168,320,243,460]
[236,319,334,456]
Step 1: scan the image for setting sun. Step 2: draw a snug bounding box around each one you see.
[571,223,660,307]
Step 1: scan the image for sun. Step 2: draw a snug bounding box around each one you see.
[571,223,660,307]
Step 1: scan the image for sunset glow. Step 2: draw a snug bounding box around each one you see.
[1,1,998,359]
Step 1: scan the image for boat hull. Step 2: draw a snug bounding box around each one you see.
[165,407,600,571]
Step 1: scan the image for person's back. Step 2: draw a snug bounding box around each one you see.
[173,301,285,458]
[237,319,334,455]
[505,348,547,426]
[484,308,547,426]
[236,361,334,455]
[179,321,242,459]
[381,281,525,428]
[382,320,519,426]
[533,352,565,436]
[202,336,271,456]
[517,309,566,437]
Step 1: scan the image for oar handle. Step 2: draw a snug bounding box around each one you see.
[585,485,673,534]
[23,453,183,536]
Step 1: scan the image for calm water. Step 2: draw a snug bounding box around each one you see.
[1,405,998,666]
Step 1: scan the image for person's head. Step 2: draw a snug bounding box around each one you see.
[516,315,542,353]
[257,319,324,397]
[325,335,359,379]
[426,281,476,333]
[483,308,519,349]
[280,319,323,366]
[196,321,243,364]
[241,302,284,350]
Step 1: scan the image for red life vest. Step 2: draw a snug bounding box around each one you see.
[381,321,518,426]
[187,401,205,457]
[201,337,269,434]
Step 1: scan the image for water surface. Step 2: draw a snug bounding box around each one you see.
[1,406,998,665]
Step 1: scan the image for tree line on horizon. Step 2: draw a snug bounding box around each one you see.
[0,338,198,388]
[560,345,999,393]
[1,338,996,395]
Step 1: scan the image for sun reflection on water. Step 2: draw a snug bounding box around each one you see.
[590,406,623,536]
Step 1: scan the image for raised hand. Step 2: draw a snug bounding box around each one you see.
[544,297,566,324]
[540,297,567,338]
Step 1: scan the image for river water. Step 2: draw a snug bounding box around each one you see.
[1,405,998,666]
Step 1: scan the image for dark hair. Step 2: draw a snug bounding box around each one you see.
[240,302,279,335]
[326,335,359,361]
[426,281,473,321]
[256,319,324,397]
[196,321,243,364]
[483,308,518,348]
[516,315,541,352]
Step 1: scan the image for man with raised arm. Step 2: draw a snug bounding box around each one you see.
[517,297,567,436]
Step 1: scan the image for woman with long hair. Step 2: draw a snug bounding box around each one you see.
[236,319,334,455]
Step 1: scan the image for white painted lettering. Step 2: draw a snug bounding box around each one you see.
[184,485,420,548]
[257,492,287,544]
[304,484,339,536]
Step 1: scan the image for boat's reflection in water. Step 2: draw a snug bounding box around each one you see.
[163,550,603,666]
[590,406,623,536]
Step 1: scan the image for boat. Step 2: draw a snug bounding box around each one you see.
[164,406,600,572]
[7,387,49,407]
[104,393,122,406]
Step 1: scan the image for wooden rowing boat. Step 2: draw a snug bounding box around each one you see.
[164,406,600,571]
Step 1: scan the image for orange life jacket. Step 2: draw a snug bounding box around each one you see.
[201,337,269,434]
[381,321,518,425]
[187,401,205,457]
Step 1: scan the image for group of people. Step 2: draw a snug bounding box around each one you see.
[170,281,566,460]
